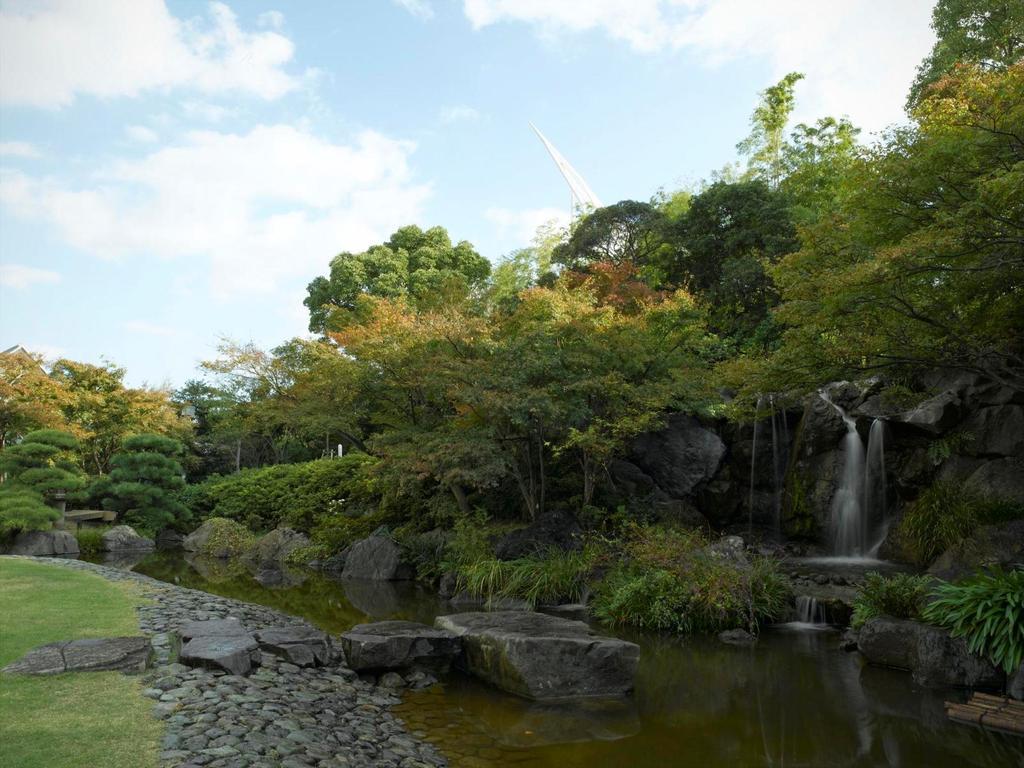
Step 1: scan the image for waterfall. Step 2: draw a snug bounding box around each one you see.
[748,395,764,535]
[769,395,782,536]
[864,419,888,555]
[795,595,827,625]
[818,391,867,556]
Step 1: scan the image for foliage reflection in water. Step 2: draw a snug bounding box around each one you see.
[120,552,1022,768]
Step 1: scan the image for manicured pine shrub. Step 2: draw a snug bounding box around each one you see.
[97,434,189,534]
[0,429,85,534]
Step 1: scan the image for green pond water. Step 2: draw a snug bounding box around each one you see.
[113,552,1023,768]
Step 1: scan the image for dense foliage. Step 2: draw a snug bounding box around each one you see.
[0,430,84,535]
[94,434,189,534]
[850,572,934,629]
[922,567,1024,674]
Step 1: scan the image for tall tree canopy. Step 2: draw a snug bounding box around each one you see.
[304,225,491,333]
[552,200,672,280]
[737,72,805,188]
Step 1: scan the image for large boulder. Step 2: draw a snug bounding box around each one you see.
[628,414,725,499]
[899,390,962,435]
[928,519,1024,581]
[178,619,259,676]
[245,527,310,569]
[858,617,1004,689]
[155,528,185,550]
[965,458,1024,503]
[341,534,413,580]
[182,518,254,558]
[960,404,1024,457]
[254,626,331,667]
[340,620,462,673]
[493,509,583,560]
[3,637,151,675]
[435,611,640,700]
[101,525,154,552]
[6,529,79,557]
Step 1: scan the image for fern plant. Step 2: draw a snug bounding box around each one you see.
[922,568,1024,675]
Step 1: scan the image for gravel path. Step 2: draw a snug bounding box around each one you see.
[9,556,448,768]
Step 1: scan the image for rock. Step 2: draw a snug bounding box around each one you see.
[650,498,708,529]
[1009,663,1024,701]
[438,572,458,599]
[6,529,79,557]
[900,390,962,435]
[928,519,1024,582]
[485,596,532,611]
[718,628,756,645]
[706,535,748,566]
[493,508,583,560]
[155,528,185,550]
[181,518,253,558]
[178,618,250,640]
[839,629,859,652]
[245,527,310,569]
[435,611,639,700]
[607,459,657,498]
[320,549,349,572]
[255,626,331,667]
[629,414,726,498]
[254,567,307,589]
[858,617,1004,689]
[3,637,151,675]
[101,525,155,552]
[961,405,1024,457]
[965,458,1024,503]
[541,604,590,621]
[341,534,413,580]
[180,635,260,676]
[340,620,462,673]
[378,671,406,689]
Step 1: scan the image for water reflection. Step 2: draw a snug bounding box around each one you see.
[115,552,1023,768]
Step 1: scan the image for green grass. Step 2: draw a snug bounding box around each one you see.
[850,571,934,629]
[0,558,161,768]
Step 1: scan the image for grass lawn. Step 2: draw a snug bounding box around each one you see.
[0,558,161,768]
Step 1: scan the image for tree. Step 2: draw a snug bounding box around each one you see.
[781,116,861,223]
[737,72,805,188]
[0,351,69,449]
[304,225,491,333]
[0,430,85,534]
[98,434,189,532]
[908,0,1023,108]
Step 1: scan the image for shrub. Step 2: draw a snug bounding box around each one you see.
[0,430,84,535]
[0,488,60,534]
[896,480,1023,566]
[850,572,933,629]
[309,511,390,552]
[455,547,597,607]
[196,517,257,558]
[74,527,107,556]
[592,567,690,631]
[922,567,1024,675]
[183,454,378,533]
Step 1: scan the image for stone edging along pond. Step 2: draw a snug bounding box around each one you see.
[5,556,448,768]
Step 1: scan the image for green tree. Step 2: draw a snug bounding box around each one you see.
[781,116,861,223]
[98,434,189,532]
[0,429,85,534]
[908,0,1024,108]
[737,72,805,188]
[304,225,491,333]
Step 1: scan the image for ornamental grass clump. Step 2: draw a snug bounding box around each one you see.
[922,567,1024,675]
[850,572,934,629]
[455,547,597,608]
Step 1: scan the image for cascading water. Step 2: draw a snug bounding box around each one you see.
[795,595,828,625]
[819,391,868,556]
[769,395,782,535]
[864,419,888,555]
[748,395,764,535]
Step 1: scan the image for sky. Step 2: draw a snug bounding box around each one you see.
[0,0,937,388]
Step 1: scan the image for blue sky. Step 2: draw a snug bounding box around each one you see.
[0,0,936,388]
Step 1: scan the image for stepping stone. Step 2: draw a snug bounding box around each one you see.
[180,635,260,677]
[435,611,639,700]
[255,626,331,667]
[340,620,461,673]
[3,637,151,675]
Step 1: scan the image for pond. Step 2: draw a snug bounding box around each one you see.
[111,552,1023,768]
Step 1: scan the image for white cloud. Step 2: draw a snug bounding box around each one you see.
[485,206,568,247]
[0,263,61,289]
[439,105,481,124]
[462,0,936,133]
[0,0,301,108]
[125,320,178,337]
[0,124,430,297]
[257,10,285,29]
[181,100,237,123]
[0,141,42,158]
[125,125,160,143]
[393,0,434,20]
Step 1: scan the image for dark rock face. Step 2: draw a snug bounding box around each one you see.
[341,535,413,580]
[493,509,583,560]
[255,626,331,667]
[3,637,151,675]
[718,628,756,645]
[7,530,79,557]
[155,528,185,550]
[961,404,1024,457]
[629,414,725,499]
[858,617,1004,689]
[246,527,310,569]
[101,525,155,552]
[928,520,1024,582]
[340,620,462,673]
[900,391,963,435]
[965,458,1024,503]
[1009,663,1024,701]
[435,611,640,700]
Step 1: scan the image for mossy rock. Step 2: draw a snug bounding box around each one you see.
[183,518,257,559]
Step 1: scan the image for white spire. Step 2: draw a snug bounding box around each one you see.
[530,123,601,217]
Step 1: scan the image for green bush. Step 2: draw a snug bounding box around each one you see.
[851,572,933,629]
[896,480,1023,566]
[455,547,597,607]
[0,430,84,535]
[0,488,60,535]
[922,567,1024,675]
[74,527,106,556]
[592,567,689,631]
[309,511,389,552]
[183,454,378,533]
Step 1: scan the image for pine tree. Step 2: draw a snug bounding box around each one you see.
[100,434,190,533]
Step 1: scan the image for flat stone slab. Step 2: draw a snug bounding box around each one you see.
[340,620,461,673]
[3,637,151,675]
[180,635,260,676]
[255,626,331,667]
[435,611,639,701]
[178,618,249,640]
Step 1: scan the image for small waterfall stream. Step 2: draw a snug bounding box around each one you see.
[864,419,888,556]
[748,395,764,535]
[795,595,828,625]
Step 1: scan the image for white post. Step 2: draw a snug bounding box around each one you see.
[337,443,343,458]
